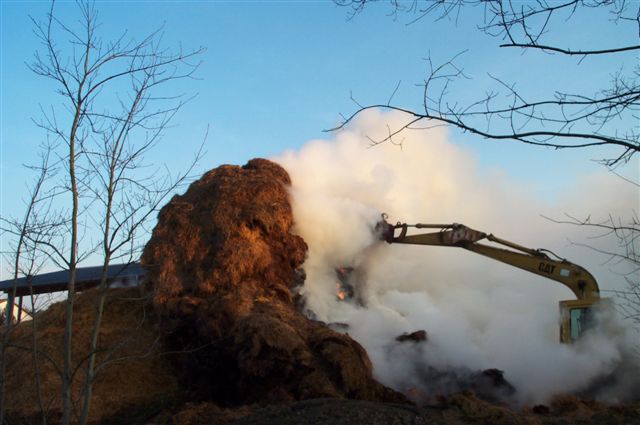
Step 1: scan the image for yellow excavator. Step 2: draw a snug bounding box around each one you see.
[378,217,607,343]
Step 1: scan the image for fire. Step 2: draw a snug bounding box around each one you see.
[336,283,348,301]
[335,267,356,301]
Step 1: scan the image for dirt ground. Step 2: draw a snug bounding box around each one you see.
[161,396,640,425]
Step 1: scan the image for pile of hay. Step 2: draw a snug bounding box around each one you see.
[142,158,405,406]
[3,287,180,424]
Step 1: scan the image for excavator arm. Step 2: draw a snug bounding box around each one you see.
[378,219,604,343]
[381,221,600,300]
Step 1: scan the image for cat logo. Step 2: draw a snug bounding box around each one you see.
[538,262,556,274]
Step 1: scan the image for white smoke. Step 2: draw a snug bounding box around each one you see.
[275,109,639,405]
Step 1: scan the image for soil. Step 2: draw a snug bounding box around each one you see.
[164,396,640,425]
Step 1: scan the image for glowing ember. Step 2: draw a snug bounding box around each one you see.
[335,267,355,301]
[336,283,348,301]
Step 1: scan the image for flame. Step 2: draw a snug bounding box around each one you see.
[335,283,348,301]
[335,267,354,301]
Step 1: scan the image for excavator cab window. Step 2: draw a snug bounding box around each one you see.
[559,299,602,343]
[569,307,595,341]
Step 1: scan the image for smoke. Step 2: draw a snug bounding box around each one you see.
[274,109,639,405]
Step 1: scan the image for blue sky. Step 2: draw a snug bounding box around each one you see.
[1,1,638,273]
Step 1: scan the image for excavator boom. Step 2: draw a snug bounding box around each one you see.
[381,221,599,300]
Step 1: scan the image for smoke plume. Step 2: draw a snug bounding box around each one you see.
[275,110,639,405]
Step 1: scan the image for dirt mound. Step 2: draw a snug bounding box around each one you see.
[3,287,181,424]
[401,365,517,406]
[396,330,428,343]
[219,396,640,425]
[226,398,435,425]
[161,402,253,425]
[141,158,405,406]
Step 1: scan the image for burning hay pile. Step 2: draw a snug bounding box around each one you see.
[141,158,405,406]
[5,158,640,425]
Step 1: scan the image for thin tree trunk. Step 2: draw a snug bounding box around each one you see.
[61,98,81,425]
[78,260,110,425]
[0,195,30,424]
[28,278,47,425]
[0,287,15,425]
[61,264,77,425]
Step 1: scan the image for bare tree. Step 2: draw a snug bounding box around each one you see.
[4,1,206,423]
[76,34,203,422]
[545,211,640,333]
[334,0,639,167]
[0,146,59,425]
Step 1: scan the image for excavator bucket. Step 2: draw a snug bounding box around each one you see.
[374,217,395,243]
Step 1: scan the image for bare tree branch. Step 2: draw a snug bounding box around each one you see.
[333,0,640,167]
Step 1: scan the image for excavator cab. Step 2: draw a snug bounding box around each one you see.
[559,298,610,343]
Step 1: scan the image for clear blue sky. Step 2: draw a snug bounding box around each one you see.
[1,1,638,271]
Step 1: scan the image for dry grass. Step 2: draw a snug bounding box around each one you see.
[4,287,181,424]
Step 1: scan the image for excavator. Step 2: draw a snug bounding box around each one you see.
[376,216,608,343]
